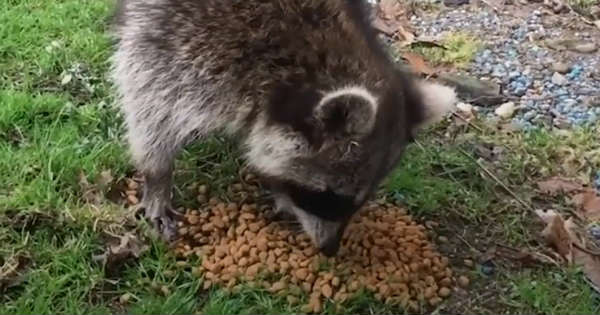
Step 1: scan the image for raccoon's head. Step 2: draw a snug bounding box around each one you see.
[246,77,456,256]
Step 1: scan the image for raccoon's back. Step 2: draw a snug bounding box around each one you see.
[112,0,389,93]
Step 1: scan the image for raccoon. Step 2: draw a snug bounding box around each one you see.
[110,0,456,256]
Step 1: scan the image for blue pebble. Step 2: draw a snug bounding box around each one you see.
[509,71,521,80]
[593,171,600,190]
[514,87,527,96]
[523,111,535,121]
[591,226,600,241]
[564,99,577,107]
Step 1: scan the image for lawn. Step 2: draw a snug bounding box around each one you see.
[1,0,599,314]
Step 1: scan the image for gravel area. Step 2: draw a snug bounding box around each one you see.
[410,4,600,129]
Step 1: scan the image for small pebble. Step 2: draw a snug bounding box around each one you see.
[438,287,451,297]
[480,260,495,276]
[458,275,470,287]
[571,42,598,54]
[551,62,570,74]
[119,293,132,304]
[464,259,474,267]
[160,285,171,296]
[551,72,568,86]
[495,102,516,119]
[198,185,208,195]
[438,236,449,243]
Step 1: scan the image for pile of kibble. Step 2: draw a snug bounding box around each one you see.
[168,176,466,313]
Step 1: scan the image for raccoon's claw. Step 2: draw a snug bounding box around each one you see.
[149,213,177,242]
[136,203,177,242]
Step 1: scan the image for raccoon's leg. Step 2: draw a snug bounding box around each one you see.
[127,124,184,242]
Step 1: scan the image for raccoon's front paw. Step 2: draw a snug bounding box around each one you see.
[136,203,178,242]
[270,196,296,221]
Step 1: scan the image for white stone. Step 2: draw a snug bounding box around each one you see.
[495,102,516,119]
[551,72,568,86]
[456,102,473,114]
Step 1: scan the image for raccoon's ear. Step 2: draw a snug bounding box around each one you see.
[314,86,378,136]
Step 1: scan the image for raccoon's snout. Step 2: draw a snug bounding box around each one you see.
[318,226,344,257]
[295,210,347,257]
[273,193,347,256]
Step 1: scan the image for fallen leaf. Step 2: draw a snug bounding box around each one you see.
[537,177,583,196]
[492,244,560,267]
[571,189,600,221]
[535,209,573,263]
[79,170,118,205]
[97,170,114,188]
[371,0,415,45]
[574,248,600,294]
[564,219,600,293]
[93,232,149,277]
[80,172,102,205]
[535,210,600,293]
[0,251,31,292]
[401,52,434,75]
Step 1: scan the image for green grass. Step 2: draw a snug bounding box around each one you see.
[410,32,482,69]
[507,268,600,315]
[1,0,599,314]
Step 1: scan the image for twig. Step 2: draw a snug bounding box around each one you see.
[573,241,600,257]
[452,111,484,132]
[565,2,596,26]
[457,147,533,211]
[413,140,479,220]
[480,0,501,13]
[456,233,481,254]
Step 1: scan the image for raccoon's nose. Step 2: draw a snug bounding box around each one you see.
[319,239,341,257]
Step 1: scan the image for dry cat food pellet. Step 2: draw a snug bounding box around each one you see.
[173,180,465,312]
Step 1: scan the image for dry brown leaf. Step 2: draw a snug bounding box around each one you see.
[537,177,583,196]
[573,247,600,293]
[564,219,600,293]
[97,170,114,188]
[79,170,118,205]
[492,244,559,267]
[571,189,600,221]
[0,251,31,292]
[401,52,434,75]
[79,172,102,204]
[535,210,600,292]
[372,0,415,45]
[93,232,149,277]
[535,209,573,263]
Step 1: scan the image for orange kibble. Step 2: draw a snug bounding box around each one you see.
[439,287,451,297]
[270,281,286,292]
[424,286,436,299]
[177,195,458,306]
[258,251,267,262]
[321,284,333,298]
[331,276,340,287]
[248,223,260,232]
